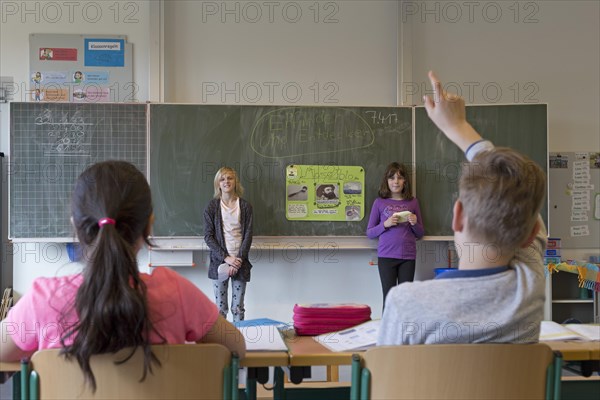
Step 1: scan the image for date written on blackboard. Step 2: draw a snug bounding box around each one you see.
[365,110,398,125]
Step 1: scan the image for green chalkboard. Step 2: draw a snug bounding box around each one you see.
[9,102,147,240]
[415,104,548,236]
[149,105,413,237]
[8,103,548,240]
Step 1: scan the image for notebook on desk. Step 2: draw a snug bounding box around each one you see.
[313,319,381,352]
[235,318,289,351]
[539,321,600,341]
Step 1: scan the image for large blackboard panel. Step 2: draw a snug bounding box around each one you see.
[415,104,548,236]
[150,105,413,237]
[9,102,147,239]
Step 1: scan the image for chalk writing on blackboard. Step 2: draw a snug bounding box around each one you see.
[365,110,398,125]
[250,107,375,158]
[35,108,92,156]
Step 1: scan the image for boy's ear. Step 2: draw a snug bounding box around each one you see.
[521,219,540,248]
[452,200,464,232]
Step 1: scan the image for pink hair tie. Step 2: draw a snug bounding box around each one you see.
[98,218,116,228]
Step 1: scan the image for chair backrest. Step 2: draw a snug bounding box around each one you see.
[351,343,561,400]
[24,343,238,400]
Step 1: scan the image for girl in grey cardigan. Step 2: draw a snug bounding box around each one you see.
[204,167,253,321]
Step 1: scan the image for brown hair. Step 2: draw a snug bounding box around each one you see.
[213,167,244,198]
[378,162,413,200]
[61,161,162,391]
[459,147,546,249]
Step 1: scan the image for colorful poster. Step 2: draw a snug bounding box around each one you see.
[39,47,77,61]
[30,71,68,85]
[72,86,111,102]
[285,165,365,221]
[81,71,110,84]
[84,39,125,67]
[30,88,68,102]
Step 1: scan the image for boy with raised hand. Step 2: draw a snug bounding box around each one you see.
[377,72,547,345]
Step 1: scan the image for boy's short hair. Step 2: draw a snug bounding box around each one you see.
[459,147,546,249]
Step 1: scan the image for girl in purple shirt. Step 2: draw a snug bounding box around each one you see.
[367,162,424,307]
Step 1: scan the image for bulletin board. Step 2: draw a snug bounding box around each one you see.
[29,34,134,103]
[548,152,600,248]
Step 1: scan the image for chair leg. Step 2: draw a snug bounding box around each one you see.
[232,356,240,400]
[273,367,285,400]
[224,364,232,400]
[327,365,339,381]
[350,354,361,400]
[360,368,371,400]
[20,359,29,400]
[553,352,563,400]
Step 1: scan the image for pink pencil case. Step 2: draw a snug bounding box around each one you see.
[293,303,371,336]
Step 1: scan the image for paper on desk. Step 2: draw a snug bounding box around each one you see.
[313,319,380,352]
[238,323,288,351]
[539,320,600,341]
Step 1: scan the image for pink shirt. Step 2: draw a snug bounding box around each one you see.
[4,267,219,352]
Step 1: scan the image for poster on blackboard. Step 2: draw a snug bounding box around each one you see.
[285,165,365,221]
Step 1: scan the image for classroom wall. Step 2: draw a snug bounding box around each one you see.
[2,1,599,322]
[163,0,399,105]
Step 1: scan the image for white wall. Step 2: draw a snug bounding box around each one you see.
[2,1,599,322]
[406,0,600,152]
[163,1,399,105]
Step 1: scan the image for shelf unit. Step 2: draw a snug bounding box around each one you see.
[549,271,599,323]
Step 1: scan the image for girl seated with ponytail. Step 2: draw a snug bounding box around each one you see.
[0,161,245,391]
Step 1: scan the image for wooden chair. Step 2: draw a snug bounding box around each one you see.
[351,343,562,400]
[21,344,239,400]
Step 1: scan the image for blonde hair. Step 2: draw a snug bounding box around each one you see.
[213,167,244,198]
[459,147,545,249]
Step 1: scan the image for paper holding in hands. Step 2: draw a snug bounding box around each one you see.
[393,211,413,222]
[217,263,230,282]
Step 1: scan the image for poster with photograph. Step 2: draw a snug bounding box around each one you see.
[29,34,132,102]
[286,165,365,221]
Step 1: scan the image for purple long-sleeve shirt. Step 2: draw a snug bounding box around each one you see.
[367,197,424,259]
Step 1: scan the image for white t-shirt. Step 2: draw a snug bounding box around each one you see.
[221,198,242,256]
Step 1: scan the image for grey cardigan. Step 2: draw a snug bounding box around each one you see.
[203,197,253,282]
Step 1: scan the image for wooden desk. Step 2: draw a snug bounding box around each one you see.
[283,335,600,381]
[240,351,288,369]
[283,331,352,383]
[0,362,19,372]
[544,340,599,361]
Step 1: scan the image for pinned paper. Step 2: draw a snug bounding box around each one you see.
[570,225,590,237]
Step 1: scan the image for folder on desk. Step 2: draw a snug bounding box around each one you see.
[236,318,289,351]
